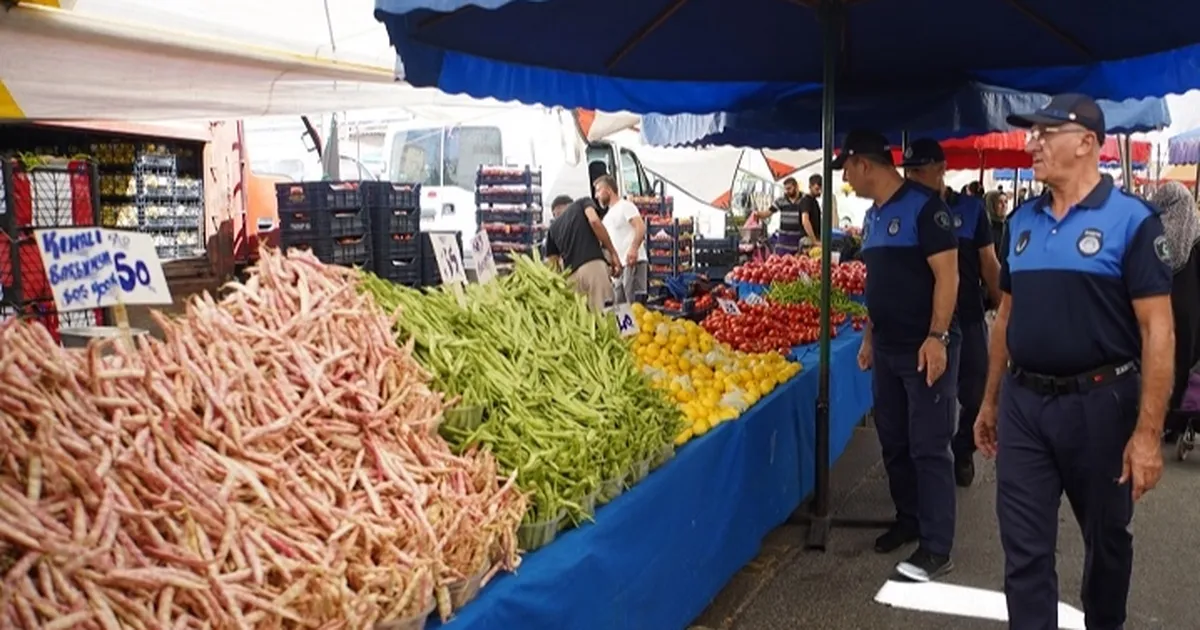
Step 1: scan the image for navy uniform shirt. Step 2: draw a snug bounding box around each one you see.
[946,191,994,323]
[861,181,960,351]
[1000,175,1173,376]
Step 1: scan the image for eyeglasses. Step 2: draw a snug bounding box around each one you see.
[1026,125,1092,144]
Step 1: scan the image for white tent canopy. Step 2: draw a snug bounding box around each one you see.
[0,0,471,119]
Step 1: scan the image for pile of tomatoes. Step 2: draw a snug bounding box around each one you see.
[729,255,867,297]
[832,261,866,296]
[701,301,848,354]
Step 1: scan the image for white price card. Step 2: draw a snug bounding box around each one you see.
[717,298,742,315]
[743,292,766,306]
[430,233,467,285]
[612,303,639,337]
[470,229,498,285]
[103,230,171,306]
[36,227,172,312]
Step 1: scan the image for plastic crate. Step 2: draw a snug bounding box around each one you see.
[0,235,52,302]
[696,265,733,281]
[419,231,463,273]
[477,208,541,225]
[372,206,420,235]
[376,257,422,285]
[375,233,420,260]
[327,236,371,267]
[275,181,364,212]
[487,228,545,245]
[475,187,541,206]
[279,207,369,239]
[649,254,675,266]
[476,166,542,187]
[694,237,739,251]
[695,250,738,266]
[362,181,421,210]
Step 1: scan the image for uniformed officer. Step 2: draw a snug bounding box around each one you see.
[975,94,1175,630]
[835,130,961,581]
[902,138,1002,487]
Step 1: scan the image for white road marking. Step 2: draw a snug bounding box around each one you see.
[874,579,1085,629]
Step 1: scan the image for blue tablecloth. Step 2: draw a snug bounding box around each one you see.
[429,329,873,630]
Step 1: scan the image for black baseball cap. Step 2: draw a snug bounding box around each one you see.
[1007,93,1106,144]
[831,130,893,169]
[899,138,946,168]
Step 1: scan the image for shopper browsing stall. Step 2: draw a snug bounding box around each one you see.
[837,130,960,583]
[755,176,806,254]
[901,138,1002,488]
[595,175,649,303]
[975,94,1174,630]
[546,196,622,310]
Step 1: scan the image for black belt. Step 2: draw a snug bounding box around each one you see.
[1010,361,1137,396]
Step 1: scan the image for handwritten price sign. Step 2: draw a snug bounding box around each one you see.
[36,228,171,312]
[717,298,742,315]
[743,292,766,306]
[612,303,639,337]
[430,233,466,285]
[470,230,498,285]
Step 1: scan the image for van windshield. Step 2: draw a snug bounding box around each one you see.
[388,126,503,189]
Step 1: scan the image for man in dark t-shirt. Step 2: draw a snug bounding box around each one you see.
[798,174,823,246]
[546,196,621,310]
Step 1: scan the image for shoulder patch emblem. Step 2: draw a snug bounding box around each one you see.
[1154,234,1172,264]
[887,217,901,236]
[933,209,952,231]
[1014,230,1031,255]
[1076,228,1103,257]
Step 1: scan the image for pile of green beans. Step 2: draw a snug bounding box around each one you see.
[767,278,867,317]
[362,256,684,525]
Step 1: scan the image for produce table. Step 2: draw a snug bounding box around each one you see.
[429,327,873,630]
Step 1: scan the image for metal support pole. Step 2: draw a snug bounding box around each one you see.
[789,0,892,548]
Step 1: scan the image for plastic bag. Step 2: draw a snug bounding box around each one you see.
[721,389,751,413]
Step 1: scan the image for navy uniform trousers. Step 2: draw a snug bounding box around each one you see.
[953,319,989,459]
[873,339,960,556]
[997,372,1138,630]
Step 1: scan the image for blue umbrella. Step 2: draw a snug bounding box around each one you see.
[1168,127,1200,165]
[641,83,1170,149]
[375,0,1200,114]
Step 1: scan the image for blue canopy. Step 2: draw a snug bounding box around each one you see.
[1168,128,1200,165]
[640,83,1170,149]
[375,0,1200,114]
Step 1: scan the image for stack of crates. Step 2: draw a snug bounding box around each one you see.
[693,236,739,281]
[0,157,105,341]
[645,215,694,292]
[475,165,543,275]
[419,231,464,286]
[274,181,373,269]
[364,183,422,286]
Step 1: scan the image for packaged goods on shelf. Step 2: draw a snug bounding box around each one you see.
[475,165,543,275]
[93,143,205,261]
[0,249,527,628]
[0,157,103,340]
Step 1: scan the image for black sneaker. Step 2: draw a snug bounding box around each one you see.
[895,547,953,582]
[955,456,976,488]
[873,523,919,554]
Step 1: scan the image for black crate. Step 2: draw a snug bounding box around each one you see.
[376,233,420,260]
[477,208,541,225]
[279,206,369,239]
[377,256,422,284]
[362,181,421,210]
[696,265,733,281]
[420,231,464,284]
[694,237,739,251]
[475,187,540,206]
[695,250,738,266]
[327,235,371,267]
[275,181,365,212]
[476,166,542,187]
[372,206,420,235]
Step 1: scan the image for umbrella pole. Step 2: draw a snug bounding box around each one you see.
[787,0,892,551]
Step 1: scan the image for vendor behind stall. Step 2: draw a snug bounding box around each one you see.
[546,196,622,311]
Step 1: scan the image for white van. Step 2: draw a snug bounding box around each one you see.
[380,108,658,266]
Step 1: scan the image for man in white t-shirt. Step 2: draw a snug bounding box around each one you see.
[595,175,648,303]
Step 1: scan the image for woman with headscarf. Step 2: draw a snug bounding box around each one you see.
[1149,182,1200,439]
[984,191,1006,251]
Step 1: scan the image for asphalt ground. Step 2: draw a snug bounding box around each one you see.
[691,426,1200,630]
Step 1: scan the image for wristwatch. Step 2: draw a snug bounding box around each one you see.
[928,331,951,347]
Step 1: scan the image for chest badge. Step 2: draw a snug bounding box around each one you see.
[953,214,963,228]
[1076,228,1103,257]
[887,217,901,236]
[933,210,952,231]
[1015,230,1031,255]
